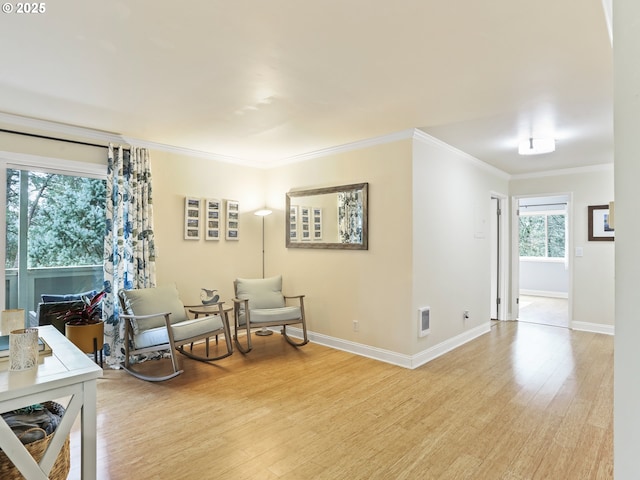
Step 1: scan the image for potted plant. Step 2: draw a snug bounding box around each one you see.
[58,290,106,358]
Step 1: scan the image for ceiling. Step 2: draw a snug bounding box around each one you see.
[0,1,612,175]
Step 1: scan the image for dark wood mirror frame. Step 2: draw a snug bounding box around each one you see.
[286,182,368,250]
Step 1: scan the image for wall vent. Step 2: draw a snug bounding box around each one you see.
[418,307,430,337]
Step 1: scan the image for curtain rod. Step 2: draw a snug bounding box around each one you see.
[0,128,130,150]
[521,202,567,208]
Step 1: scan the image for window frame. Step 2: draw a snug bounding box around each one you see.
[1,151,107,310]
[519,209,568,262]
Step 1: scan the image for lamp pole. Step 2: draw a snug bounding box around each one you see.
[254,209,273,336]
[254,209,272,278]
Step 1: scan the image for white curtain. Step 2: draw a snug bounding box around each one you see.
[103,144,156,368]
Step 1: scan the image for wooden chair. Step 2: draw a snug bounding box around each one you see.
[232,275,308,353]
[118,284,233,381]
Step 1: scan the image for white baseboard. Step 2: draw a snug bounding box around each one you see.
[284,323,491,370]
[520,289,568,299]
[571,321,615,335]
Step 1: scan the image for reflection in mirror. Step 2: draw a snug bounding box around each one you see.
[286,183,368,250]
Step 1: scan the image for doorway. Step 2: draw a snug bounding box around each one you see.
[516,194,570,328]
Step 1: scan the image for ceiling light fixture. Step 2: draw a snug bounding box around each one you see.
[518,137,556,155]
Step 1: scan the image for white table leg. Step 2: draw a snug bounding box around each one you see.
[81,379,98,479]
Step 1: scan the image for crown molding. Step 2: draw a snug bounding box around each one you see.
[0,111,257,167]
[412,129,512,180]
[269,129,416,167]
[510,163,613,180]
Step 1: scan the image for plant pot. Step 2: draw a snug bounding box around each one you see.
[65,322,104,354]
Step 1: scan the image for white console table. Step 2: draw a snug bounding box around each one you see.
[0,325,103,479]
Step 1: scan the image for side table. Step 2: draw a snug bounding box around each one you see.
[187,304,233,354]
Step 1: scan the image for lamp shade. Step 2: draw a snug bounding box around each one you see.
[518,138,555,155]
[254,209,272,217]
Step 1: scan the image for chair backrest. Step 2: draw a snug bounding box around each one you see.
[119,285,188,331]
[234,276,286,310]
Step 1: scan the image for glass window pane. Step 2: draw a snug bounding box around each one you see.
[519,215,546,257]
[5,169,105,323]
[547,214,566,258]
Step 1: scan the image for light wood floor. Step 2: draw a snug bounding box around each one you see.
[518,295,569,328]
[66,321,613,479]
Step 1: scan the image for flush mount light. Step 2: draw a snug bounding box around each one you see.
[518,138,556,155]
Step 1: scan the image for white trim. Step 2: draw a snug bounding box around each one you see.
[510,163,613,180]
[571,321,614,336]
[0,151,106,178]
[412,130,511,180]
[520,289,569,299]
[269,129,416,167]
[284,323,491,369]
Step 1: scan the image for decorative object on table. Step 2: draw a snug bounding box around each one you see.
[225,199,240,240]
[184,196,201,240]
[0,401,70,480]
[8,327,39,371]
[0,309,24,335]
[588,204,615,241]
[57,290,106,366]
[205,198,221,240]
[200,288,220,305]
[0,334,51,363]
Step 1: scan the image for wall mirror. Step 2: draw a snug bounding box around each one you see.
[286,182,368,250]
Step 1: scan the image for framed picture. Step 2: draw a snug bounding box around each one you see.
[588,204,614,241]
[313,207,322,241]
[205,198,221,241]
[184,197,201,240]
[300,206,311,241]
[226,200,239,240]
[289,206,298,241]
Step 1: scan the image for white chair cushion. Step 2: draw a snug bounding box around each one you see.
[238,306,302,326]
[134,315,224,348]
[235,276,285,310]
[171,315,224,343]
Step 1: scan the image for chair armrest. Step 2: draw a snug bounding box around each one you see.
[120,311,172,335]
[120,312,171,320]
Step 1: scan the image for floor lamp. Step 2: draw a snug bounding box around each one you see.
[254,209,273,336]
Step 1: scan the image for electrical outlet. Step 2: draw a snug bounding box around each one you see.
[353,320,359,332]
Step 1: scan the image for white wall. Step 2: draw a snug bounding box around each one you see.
[519,260,568,296]
[412,133,509,355]
[510,167,614,329]
[614,0,640,475]
[265,138,415,356]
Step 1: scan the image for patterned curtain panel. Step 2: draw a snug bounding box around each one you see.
[103,144,156,368]
[337,191,363,244]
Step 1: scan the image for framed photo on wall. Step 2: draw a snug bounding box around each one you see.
[588,204,614,241]
[289,206,298,241]
[226,200,240,240]
[205,198,221,241]
[184,197,201,240]
[313,207,322,241]
[300,206,311,241]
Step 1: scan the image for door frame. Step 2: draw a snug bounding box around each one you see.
[490,192,510,321]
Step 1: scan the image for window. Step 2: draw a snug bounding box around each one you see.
[4,164,106,318]
[519,211,566,259]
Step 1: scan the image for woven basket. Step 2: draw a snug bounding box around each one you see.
[0,401,70,480]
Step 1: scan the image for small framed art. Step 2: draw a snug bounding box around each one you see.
[205,198,221,241]
[588,204,614,241]
[226,200,240,240]
[184,197,201,240]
